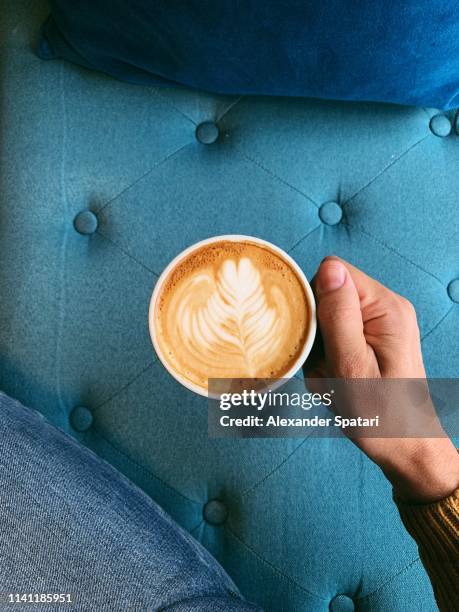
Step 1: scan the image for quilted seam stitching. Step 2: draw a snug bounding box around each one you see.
[341,221,445,286]
[149,90,243,126]
[96,230,160,277]
[239,438,311,498]
[92,362,155,414]
[95,142,192,215]
[236,149,320,208]
[234,130,430,216]
[287,224,322,254]
[421,305,455,342]
[217,95,245,122]
[421,107,434,121]
[353,557,421,602]
[190,519,204,535]
[92,428,202,506]
[343,134,430,207]
[150,89,198,126]
[226,527,328,602]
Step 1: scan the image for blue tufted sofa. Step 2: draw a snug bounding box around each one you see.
[1,1,458,610]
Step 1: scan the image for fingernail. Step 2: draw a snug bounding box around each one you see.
[316,261,346,294]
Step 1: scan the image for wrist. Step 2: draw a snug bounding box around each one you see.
[380,438,459,504]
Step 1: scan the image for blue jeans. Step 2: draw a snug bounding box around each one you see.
[0,392,261,611]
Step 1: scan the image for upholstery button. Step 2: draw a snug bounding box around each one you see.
[74,210,98,235]
[329,594,355,611]
[203,500,228,525]
[69,406,93,432]
[447,279,459,303]
[429,114,451,137]
[195,121,220,144]
[319,202,343,225]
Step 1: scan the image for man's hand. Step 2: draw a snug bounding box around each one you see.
[304,256,459,503]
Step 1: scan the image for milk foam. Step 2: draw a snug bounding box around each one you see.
[176,257,286,376]
[155,241,309,391]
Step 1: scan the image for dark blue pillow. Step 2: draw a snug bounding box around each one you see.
[38,1,459,109]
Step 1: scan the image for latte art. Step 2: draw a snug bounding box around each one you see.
[177,257,288,376]
[153,240,310,392]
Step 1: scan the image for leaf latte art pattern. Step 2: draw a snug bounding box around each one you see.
[155,240,310,391]
[176,258,289,376]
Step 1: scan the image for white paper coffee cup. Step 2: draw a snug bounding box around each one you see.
[149,235,317,397]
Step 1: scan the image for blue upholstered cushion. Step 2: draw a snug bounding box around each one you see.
[1,1,458,610]
[39,1,459,109]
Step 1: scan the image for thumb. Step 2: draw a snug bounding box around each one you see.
[314,258,367,377]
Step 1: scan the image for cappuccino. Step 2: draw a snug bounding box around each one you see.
[151,238,312,395]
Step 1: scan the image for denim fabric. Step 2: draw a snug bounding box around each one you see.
[0,392,261,612]
[39,1,459,108]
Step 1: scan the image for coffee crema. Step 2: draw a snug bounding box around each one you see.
[153,240,310,392]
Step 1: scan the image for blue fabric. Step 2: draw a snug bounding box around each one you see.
[1,0,458,610]
[38,1,459,109]
[0,391,260,611]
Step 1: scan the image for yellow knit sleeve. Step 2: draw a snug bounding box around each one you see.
[395,488,459,612]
